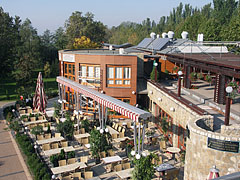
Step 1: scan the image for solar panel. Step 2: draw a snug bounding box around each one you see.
[137,38,153,48]
[146,38,170,51]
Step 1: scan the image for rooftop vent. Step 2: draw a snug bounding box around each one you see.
[181,31,188,39]
[150,32,156,39]
[197,34,204,42]
[119,48,125,54]
[156,34,160,38]
[168,31,174,39]
[109,45,113,50]
[162,32,168,38]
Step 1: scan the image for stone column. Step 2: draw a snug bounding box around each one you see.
[184,64,191,89]
[214,74,226,104]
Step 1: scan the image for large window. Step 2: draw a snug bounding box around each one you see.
[107,65,131,87]
[64,62,75,81]
[154,103,173,145]
[79,64,100,87]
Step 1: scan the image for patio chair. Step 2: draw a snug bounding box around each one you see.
[111,162,118,171]
[44,134,51,139]
[58,159,67,166]
[80,128,85,134]
[119,132,124,138]
[51,143,59,149]
[121,158,128,164]
[61,141,68,147]
[118,126,122,132]
[62,175,72,180]
[84,171,93,179]
[55,133,61,138]
[74,130,80,135]
[112,134,118,139]
[127,122,131,129]
[30,117,36,122]
[37,135,44,140]
[82,138,89,145]
[114,164,122,172]
[38,116,44,120]
[42,144,50,151]
[165,169,180,180]
[160,141,167,152]
[67,158,76,164]
[115,124,119,131]
[100,151,106,158]
[107,149,115,156]
[19,110,25,114]
[123,162,130,170]
[27,109,32,114]
[72,172,81,180]
[80,156,88,163]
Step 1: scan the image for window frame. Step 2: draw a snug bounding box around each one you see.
[107,65,131,87]
[64,62,75,81]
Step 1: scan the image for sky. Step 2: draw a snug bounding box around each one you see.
[1,0,213,34]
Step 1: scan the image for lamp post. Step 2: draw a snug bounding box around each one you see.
[154,61,158,82]
[224,86,233,126]
[177,70,183,97]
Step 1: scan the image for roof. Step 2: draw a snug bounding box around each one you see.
[57,76,152,121]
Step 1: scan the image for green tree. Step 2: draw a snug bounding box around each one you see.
[56,120,74,140]
[44,61,51,78]
[53,27,68,50]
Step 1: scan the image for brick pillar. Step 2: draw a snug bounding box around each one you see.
[214,74,226,104]
[184,65,191,89]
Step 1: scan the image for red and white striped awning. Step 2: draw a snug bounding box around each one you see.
[57,76,151,122]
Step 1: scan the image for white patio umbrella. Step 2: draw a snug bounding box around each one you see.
[33,72,47,113]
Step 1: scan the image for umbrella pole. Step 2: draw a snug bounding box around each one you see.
[134,122,137,152]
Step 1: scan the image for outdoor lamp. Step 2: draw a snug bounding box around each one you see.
[51,174,56,180]
[34,144,38,149]
[132,91,135,95]
[58,99,62,103]
[25,127,28,131]
[154,62,158,67]
[85,144,91,148]
[142,152,147,157]
[178,70,183,76]
[226,86,233,94]
[131,150,136,156]
[12,109,15,112]
[100,129,104,134]
[74,110,78,115]
[158,97,162,101]
[224,86,233,126]
[100,90,104,94]
[105,128,109,133]
[136,154,141,160]
[97,127,100,130]
[149,90,153,94]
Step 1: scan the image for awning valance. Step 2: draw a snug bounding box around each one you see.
[57,76,152,122]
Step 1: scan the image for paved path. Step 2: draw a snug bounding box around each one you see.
[0,102,32,180]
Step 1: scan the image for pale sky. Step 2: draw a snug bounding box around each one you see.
[1,0,213,34]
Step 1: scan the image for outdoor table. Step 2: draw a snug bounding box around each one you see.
[102,155,122,164]
[46,110,54,117]
[36,137,64,145]
[60,118,66,122]
[116,168,134,179]
[43,146,75,156]
[155,163,175,179]
[74,133,90,140]
[51,162,87,175]
[167,147,181,163]
[107,126,119,136]
[24,119,48,126]
[113,137,130,143]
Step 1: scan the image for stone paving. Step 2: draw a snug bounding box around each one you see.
[0,102,31,180]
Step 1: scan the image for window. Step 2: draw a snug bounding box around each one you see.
[79,64,100,87]
[107,65,131,87]
[64,62,75,81]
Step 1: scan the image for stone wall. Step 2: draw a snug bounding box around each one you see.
[185,117,240,180]
[147,82,208,147]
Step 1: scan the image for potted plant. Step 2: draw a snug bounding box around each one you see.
[31,125,43,137]
[132,153,157,180]
[197,72,204,80]
[189,72,197,81]
[126,139,134,157]
[150,66,160,81]
[227,80,240,99]
[89,129,112,164]
[205,74,212,84]
[56,120,74,140]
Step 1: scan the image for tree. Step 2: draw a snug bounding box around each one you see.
[44,61,51,78]
[53,27,68,50]
[14,18,41,90]
[72,36,99,49]
[56,120,74,140]
[65,11,106,48]
[0,7,19,78]
[31,125,43,136]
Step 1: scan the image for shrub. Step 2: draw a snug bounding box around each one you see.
[31,125,43,136]
[58,149,66,160]
[81,119,90,133]
[67,151,75,159]
[50,154,59,167]
[150,66,160,81]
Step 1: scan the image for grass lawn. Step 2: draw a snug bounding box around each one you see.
[0,77,58,101]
